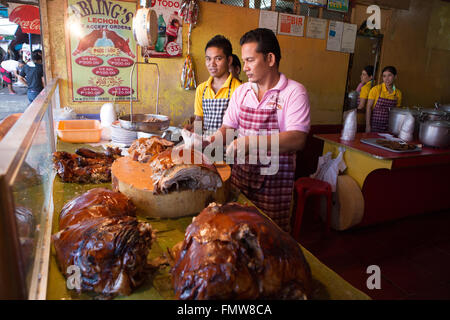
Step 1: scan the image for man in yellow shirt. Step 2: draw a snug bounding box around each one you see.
[189,35,241,135]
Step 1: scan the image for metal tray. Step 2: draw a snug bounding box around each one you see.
[119,113,170,133]
[360,138,422,153]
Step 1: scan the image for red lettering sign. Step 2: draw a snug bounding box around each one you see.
[75,56,104,67]
[77,86,104,96]
[108,86,134,96]
[107,57,134,67]
[92,66,120,76]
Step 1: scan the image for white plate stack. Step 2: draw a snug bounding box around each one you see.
[110,121,137,146]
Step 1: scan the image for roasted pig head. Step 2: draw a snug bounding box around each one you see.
[52,216,155,299]
[171,202,313,300]
[149,147,222,194]
[52,188,155,299]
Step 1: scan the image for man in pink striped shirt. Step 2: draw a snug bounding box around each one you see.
[209,28,311,232]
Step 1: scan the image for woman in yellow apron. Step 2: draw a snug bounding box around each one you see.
[366,66,402,133]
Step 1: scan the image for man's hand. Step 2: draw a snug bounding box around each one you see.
[225,136,248,160]
[225,131,307,159]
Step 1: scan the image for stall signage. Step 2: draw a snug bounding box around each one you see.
[299,0,327,7]
[327,0,349,13]
[66,0,138,102]
[142,0,183,58]
[8,4,41,34]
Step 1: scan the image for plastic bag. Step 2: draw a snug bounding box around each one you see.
[341,109,357,141]
[54,106,77,121]
[398,113,415,142]
[310,147,347,192]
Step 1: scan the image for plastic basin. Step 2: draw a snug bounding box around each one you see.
[57,120,102,143]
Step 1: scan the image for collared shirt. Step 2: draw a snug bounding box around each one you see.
[359,81,372,100]
[368,83,402,107]
[222,73,311,133]
[194,73,242,117]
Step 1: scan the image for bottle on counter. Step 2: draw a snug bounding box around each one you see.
[166,11,181,44]
[155,14,167,52]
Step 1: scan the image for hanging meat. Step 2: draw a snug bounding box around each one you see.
[171,202,313,300]
[53,147,122,184]
[52,188,155,299]
[148,146,222,194]
[127,136,174,163]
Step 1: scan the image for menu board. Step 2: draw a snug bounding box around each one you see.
[66,0,138,102]
[278,13,305,37]
[141,0,183,58]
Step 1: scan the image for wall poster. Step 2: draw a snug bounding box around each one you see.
[66,0,138,102]
[278,13,305,37]
[141,0,183,58]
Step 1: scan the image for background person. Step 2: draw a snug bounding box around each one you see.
[185,35,241,134]
[19,51,45,103]
[356,65,374,110]
[365,66,402,133]
[1,59,25,94]
[230,53,242,82]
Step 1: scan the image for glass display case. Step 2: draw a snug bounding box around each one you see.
[0,79,59,299]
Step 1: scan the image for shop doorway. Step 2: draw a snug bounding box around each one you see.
[344,33,383,112]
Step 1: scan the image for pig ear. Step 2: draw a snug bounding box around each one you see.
[126,39,129,44]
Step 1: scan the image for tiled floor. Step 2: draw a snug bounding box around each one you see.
[296,207,450,300]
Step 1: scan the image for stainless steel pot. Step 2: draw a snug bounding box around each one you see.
[438,105,450,120]
[388,108,420,136]
[119,114,170,133]
[419,108,447,122]
[419,120,450,148]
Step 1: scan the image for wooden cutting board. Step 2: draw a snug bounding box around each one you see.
[111,157,231,218]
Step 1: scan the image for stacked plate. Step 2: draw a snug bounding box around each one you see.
[111,121,137,146]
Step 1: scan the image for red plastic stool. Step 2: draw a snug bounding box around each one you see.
[292,177,333,241]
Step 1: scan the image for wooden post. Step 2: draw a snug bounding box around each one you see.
[319,7,323,18]
[294,1,300,15]
[244,0,249,8]
[271,0,276,11]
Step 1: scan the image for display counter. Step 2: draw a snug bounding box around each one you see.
[314,132,450,227]
[46,140,370,300]
[0,79,369,299]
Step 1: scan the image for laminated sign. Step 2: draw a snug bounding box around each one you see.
[66,0,138,102]
[278,14,305,37]
[142,0,183,58]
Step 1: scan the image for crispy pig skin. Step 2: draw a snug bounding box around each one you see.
[59,188,136,230]
[171,202,313,300]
